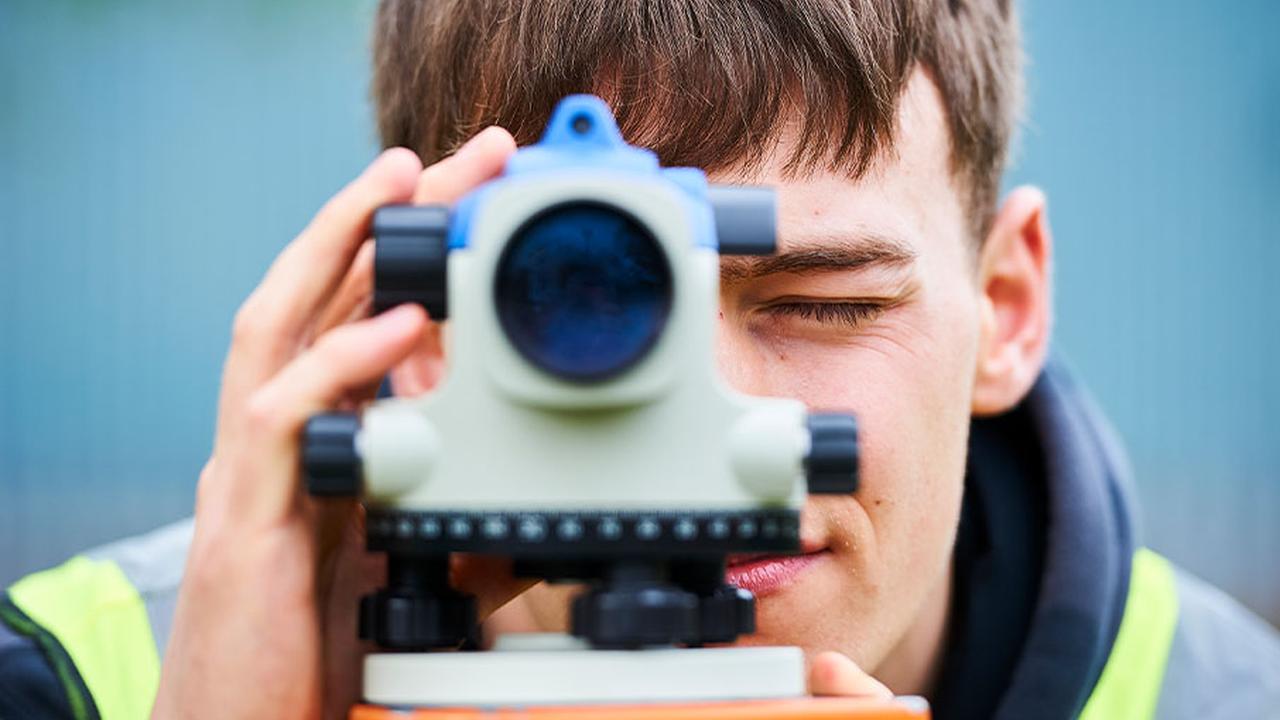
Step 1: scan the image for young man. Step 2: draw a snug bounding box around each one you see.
[3,1,1278,718]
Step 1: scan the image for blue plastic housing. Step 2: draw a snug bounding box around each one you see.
[446,95,717,253]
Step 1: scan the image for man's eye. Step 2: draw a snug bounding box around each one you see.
[762,302,884,328]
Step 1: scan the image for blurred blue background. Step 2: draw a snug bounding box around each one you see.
[1,0,1277,626]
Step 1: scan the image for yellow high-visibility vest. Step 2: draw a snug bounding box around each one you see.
[3,556,160,720]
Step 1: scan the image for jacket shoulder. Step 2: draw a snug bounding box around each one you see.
[1156,564,1280,719]
[0,518,194,719]
[82,517,193,659]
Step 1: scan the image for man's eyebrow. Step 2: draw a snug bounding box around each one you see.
[719,233,918,283]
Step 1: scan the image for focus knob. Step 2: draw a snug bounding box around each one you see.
[804,413,859,495]
[303,412,362,497]
[373,204,450,318]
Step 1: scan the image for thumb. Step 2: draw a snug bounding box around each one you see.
[808,651,894,698]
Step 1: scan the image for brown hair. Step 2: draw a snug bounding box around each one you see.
[372,0,1022,241]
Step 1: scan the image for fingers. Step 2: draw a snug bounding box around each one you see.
[350,127,516,399]
[414,126,516,204]
[262,148,422,332]
[312,239,376,340]
[313,127,515,341]
[316,245,385,407]
[247,148,422,367]
[307,127,516,400]
[217,149,422,442]
[452,555,540,621]
[224,305,429,526]
[808,651,894,699]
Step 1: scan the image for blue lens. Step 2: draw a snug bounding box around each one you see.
[495,203,672,382]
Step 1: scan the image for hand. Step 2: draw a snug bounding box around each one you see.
[808,651,894,699]
[152,128,527,720]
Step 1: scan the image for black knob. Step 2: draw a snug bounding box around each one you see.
[373,204,450,319]
[571,583,699,649]
[360,555,479,650]
[359,588,477,650]
[805,413,859,495]
[303,412,362,497]
[694,585,756,644]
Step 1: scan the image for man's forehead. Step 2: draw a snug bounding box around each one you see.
[706,69,954,186]
[710,69,965,270]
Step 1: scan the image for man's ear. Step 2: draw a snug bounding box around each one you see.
[387,319,448,396]
[972,186,1053,416]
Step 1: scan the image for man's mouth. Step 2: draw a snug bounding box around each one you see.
[724,547,828,597]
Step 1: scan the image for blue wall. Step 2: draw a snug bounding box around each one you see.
[1008,1,1280,622]
[2,1,1277,625]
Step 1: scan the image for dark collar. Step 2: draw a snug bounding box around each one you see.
[930,361,1137,720]
[929,397,1047,719]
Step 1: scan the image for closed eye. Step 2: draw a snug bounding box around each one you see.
[761,302,886,328]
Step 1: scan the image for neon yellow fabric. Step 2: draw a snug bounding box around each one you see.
[8,555,161,720]
[1078,548,1180,720]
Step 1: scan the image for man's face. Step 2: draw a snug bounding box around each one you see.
[711,68,978,674]
[504,68,1006,682]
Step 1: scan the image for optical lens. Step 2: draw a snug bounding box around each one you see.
[495,203,672,382]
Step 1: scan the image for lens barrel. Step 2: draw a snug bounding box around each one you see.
[494,202,672,382]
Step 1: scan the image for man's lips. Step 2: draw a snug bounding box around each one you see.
[724,548,828,598]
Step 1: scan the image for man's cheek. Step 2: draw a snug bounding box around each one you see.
[799,334,966,536]
[743,310,971,507]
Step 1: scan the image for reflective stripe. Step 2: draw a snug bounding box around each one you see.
[1079,548,1179,720]
[0,596,99,720]
[8,556,161,720]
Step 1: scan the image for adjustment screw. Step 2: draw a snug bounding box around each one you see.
[804,413,859,495]
[373,204,451,319]
[303,412,362,497]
